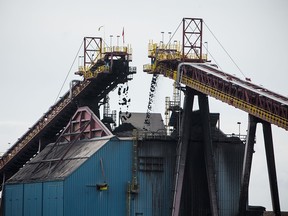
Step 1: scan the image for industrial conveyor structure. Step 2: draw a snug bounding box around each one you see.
[1,18,287,216]
[0,37,136,186]
[144,23,288,131]
[144,18,287,216]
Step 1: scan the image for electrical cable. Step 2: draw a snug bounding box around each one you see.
[54,40,84,103]
[203,21,247,79]
[202,42,223,70]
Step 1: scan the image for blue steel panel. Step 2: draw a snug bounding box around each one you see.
[132,140,176,216]
[214,141,244,216]
[23,183,42,216]
[43,181,63,216]
[64,138,133,216]
[4,184,24,216]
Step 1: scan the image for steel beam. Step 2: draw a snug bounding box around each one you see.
[239,116,282,215]
[262,122,281,215]
[239,114,257,215]
[198,92,219,216]
[171,87,194,216]
[182,18,203,61]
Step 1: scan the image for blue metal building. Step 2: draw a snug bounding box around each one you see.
[3,107,176,216]
[4,137,133,216]
[3,107,246,216]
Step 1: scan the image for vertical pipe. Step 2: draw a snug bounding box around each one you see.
[198,93,219,216]
[165,97,170,135]
[84,37,87,69]
[126,182,131,216]
[38,139,42,153]
[100,37,103,59]
[262,122,281,216]
[182,18,185,60]
[200,19,203,61]
[69,80,79,100]
[238,114,257,215]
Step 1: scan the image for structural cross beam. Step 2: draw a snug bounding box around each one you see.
[239,114,281,216]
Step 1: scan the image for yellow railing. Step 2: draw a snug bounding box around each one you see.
[97,65,109,73]
[147,41,207,61]
[143,64,153,72]
[80,65,110,79]
[144,64,288,130]
[78,66,91,73]
[184,53,208,61]
[179,71,288,130]
[148,41,181,52]
[103,45,132,55]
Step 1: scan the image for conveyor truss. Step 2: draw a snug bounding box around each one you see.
[143,40,288,131]
[143,17,288,216]
[0,37,136,185]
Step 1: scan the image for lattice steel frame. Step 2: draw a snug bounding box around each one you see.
[182,18,203,61]
[84,37,102,69]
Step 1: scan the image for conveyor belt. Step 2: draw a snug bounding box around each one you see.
[179,63,288,130]
[0,51,134,186]
[150,62,288,130]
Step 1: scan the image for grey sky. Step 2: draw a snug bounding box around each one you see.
[0,0,287,211]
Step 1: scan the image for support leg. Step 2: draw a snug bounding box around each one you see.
[198,93,219,216]
[171,87,194,216]
[239,114,257,215]
[262,122,281,216]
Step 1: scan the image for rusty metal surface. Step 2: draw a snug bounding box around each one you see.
[7,137,111,183]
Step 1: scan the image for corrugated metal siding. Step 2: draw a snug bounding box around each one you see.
[64,138,133,216]
[132,140,176,216]
[4,181,64,216]
[23,183,42,216]
[4,184,24,216]
[43,181,64,216]
[180,126,245,216]
[4,138,176,216]
[214,141,244,216]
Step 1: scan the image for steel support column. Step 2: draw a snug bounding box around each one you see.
[172,87,194,216]
[262,122,281,215]
[198,93,219,216]
[239,116,281,215]
[239,114,257,215]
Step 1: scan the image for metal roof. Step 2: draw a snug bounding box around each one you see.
[6,136,114,184]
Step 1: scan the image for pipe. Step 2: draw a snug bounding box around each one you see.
[69,80,80,100]
[176,62,197,88]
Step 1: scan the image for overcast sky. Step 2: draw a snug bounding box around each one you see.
[0,0,287,211]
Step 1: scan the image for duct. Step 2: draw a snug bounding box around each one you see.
[69,80,80,100]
